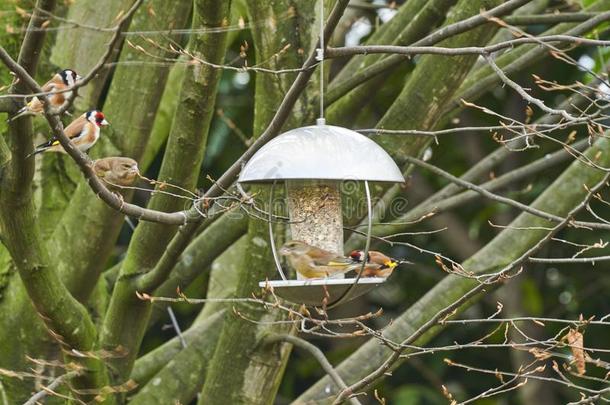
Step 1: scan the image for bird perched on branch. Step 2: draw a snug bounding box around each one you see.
[279,240,360,279]
[9,69,80,121]
[348,250,410,278]
[27,110,109,157]
[92,157,140,188]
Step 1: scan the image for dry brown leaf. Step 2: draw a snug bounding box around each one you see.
[565,328,586,375]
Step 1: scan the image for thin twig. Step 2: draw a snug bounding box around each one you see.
[266,334,363,405]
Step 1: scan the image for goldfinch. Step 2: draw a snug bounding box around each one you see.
[349,250,409,278]
[279,240,360,279]
[28,110,109,157]
[9,69,80,121]
[92,157,139,188]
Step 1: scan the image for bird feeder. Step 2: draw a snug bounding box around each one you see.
[238,122,404,306]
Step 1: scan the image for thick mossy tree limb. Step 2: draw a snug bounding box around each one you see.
[330,0,437,85]
[295,137,610,403]
[100,0,232,384]
[198,189,295,404]
[0,1,111,402]
[128,311,225,402]
[139,62,186,171]
[130,236,246,402]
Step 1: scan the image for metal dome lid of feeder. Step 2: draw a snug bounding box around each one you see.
[238,124,405,184]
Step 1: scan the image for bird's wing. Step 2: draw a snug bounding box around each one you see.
[63,116,88,140]
[311,252,353,267]
[43,116,87,148]
[369,251,397,268]
[41,76,60,92]
[93,159,111,174]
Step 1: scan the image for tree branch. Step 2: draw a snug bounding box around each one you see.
[0,48,196,225]
[402,155,610,230]
[266,334,363,405]
[326,35,610,59]
[503,12,600,25]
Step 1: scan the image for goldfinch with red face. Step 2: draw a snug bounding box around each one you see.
[279,240,360,279]
[9,69,81,121]
[92,157,140,188]
[28,110,109,157]
[349,250,410,278]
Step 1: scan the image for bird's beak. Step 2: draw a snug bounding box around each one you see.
[76,74,82,81]
[279,247,289,256]
[101,119,109,126]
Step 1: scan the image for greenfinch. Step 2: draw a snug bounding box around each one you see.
[279,240,359,279]
[92,157,139,188]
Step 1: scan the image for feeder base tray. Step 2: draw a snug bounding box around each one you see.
[258,277,386,306]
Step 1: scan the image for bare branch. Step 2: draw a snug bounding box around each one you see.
[265,334,363,405]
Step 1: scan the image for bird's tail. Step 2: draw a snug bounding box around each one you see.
[26,139,54,158]
[7,105,31,122]
[25,148,45,159]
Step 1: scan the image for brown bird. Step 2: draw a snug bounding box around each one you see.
[92,157,140,188]
[9,69,80,121]
[349,250,409,278]
[28,110,108,157]
[279,240,360,279]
